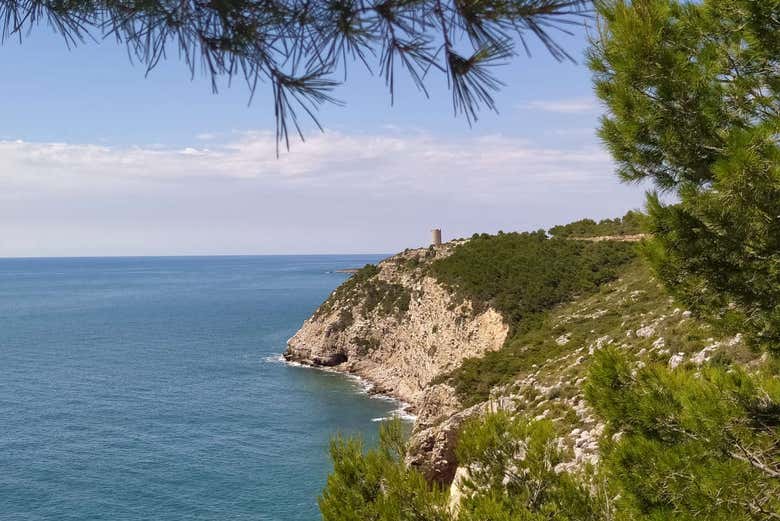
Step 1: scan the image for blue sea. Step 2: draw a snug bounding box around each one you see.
[0,255,399,520]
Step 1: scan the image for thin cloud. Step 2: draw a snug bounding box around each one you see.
[0,131,614,191]
[545,128,597,137]
[0,130,644,256]
[517,98,598,114]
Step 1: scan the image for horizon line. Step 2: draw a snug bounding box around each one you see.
[0,252,398,261]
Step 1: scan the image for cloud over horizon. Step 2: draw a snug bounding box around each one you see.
[0,130,644,257]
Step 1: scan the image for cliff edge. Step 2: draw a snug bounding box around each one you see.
[285,243,508,412]
[285,229,756,487]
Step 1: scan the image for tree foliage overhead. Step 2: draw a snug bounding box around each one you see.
[589,0,780,352]
[0,0,589,149]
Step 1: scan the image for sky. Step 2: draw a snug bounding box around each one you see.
[0,19,647,257]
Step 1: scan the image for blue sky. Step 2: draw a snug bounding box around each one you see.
[0,22,646,256]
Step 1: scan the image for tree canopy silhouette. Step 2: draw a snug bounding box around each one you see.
[0,0,589,150]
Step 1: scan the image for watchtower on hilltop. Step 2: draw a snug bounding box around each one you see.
[431,228,442,247]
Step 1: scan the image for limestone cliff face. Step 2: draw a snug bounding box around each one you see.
[284,245,508,483]
[285,244,508,409]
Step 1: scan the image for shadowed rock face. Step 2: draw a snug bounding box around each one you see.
[405,383,465,484]
[406,395,507,485]
[284,244,508,483]
[406,411,463,485]
[283,348,346,366]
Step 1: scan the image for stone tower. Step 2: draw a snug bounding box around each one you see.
[431,228,442,247]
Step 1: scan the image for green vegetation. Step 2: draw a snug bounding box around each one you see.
[431,231,637,403]
[487,260,758,414]
[440,255,758,406]
[321,255,777,519]
[320,414,602,521]
[315,264,379,318]
[548,211,645,238]
[591,0,780,353]
[456,412,601,521]
[362,280,412,319]
[319,420,450,521]
[322,350,779,521]
[327,310,355,334]
[321,4,780,520]
[431,231,636,331]
[316,263,411,322]
[404,256,421,271]
[587,348,780,520]
[353,336,380,355]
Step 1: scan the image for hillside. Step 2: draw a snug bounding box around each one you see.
[411,257,760,481]
[305,225,777,521]
[288,219,778,519]
[286,225,718,479]
[285,241,509,408]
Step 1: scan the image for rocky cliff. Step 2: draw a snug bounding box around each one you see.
[284,243,509,481]
[285,242,507,410]
[285,239,755,486]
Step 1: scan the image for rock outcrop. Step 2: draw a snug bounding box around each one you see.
[285,245,508,408]
[284,244,508,481]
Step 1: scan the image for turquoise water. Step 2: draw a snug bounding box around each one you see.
[0,255,397,520]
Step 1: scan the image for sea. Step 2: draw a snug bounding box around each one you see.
[0,255,404,520]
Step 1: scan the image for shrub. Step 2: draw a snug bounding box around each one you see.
[353,336,380,355]
[315,264,380,317]
[548,211,646,238]
[586,348,780,520]
[362,280,412,319]
[319,420,451,521]
[591,0,780,353]
[455,412,600,521]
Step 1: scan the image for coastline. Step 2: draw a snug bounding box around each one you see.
[269,353,417,422]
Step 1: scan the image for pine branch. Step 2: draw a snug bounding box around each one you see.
[0,0,591,149]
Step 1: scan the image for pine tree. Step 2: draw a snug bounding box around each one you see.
[589,0,780,352]
[586,347,780,520]
[319,419,451,521]
[455,412,601,520]
[0,0,589,150]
